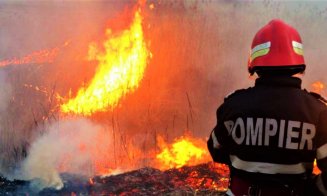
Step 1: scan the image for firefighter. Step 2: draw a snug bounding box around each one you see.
[207,19,327,196]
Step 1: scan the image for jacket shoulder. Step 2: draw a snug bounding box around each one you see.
[304,89,327,105]
[224,88,250,101]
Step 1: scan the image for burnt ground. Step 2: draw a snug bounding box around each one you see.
[0,162,229,195]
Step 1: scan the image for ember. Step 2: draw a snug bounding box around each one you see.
[89,162,229,195]
[0,41,69,67]
[313,159,321,175]
[0,162,229,195]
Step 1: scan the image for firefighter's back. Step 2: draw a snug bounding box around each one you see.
[219,76,326,195]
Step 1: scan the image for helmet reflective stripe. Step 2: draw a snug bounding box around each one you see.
[292,41,304,55]
[250,41,271,63]
[251,41,271,54]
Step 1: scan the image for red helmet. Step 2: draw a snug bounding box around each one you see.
[248,19,305,75]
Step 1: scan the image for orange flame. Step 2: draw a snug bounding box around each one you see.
[61,9,150,116]
[314,159,321,175]
[311,81,325,94]
[0,48,58,67]
[149,3,155,10]
[0,41,69,67]
[156,135,211,170]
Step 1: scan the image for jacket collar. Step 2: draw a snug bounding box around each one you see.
[255,76,302,89]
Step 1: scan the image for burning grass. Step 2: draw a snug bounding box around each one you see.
[0,162,229,195]
[90,162,229,195]
[156,134,211,170]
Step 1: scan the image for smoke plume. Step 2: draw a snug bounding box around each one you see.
[19,118,111,191]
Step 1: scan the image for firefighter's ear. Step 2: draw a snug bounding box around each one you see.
[293,72,304,78]
[248,72,258,81]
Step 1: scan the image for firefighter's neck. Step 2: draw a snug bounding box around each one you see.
[257,72,303,79]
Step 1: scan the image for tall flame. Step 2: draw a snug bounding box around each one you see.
[156,135,211,170]
[61,9,149,115]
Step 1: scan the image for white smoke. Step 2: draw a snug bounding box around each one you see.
[19,118,111,191]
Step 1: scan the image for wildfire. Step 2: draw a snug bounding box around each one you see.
[61,9,150,116]
[149,3,155,10]
[0,48,58,67]
[312,81,325,94]
[0,41,69,67]
[156,135,211,170]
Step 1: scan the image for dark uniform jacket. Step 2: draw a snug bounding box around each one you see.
[208,76,327,195]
